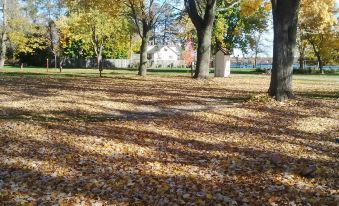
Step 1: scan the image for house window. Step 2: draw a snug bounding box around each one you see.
[164,48,168,51]
[169,55,173,59]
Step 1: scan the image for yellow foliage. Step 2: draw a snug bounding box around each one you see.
[240,0,265,17]
[299,0,338,65]
[299,0,337,32]
[8,17,48,55]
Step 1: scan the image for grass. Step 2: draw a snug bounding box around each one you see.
[1,65,338,79]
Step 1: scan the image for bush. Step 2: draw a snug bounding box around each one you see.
[256,68,271,74]
[293,68,339,75]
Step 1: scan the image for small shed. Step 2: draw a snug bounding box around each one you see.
[215,48,231,77]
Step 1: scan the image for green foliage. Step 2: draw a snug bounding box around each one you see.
[213,0,270,53]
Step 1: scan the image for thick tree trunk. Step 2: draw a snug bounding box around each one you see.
[139,34,150,76]
[185,0,216,79]
[269,0,300,101]
[195,27,213,79]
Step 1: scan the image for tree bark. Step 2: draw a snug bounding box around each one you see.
[59,58,63,73]
[0,32,6,68]
[254,51,258,68]
[195,26,213,79]
[97,55,102,77]
[269,0,300,101]
[310,42,324,75]
[185,0,217,79]
[316,54,324,74]
[138,30,150,76]
[0,0,7,68]
[297,38,305,70]
[299,57,304,70]
[54,54,57,69]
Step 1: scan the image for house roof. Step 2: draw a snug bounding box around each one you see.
[148,46,160,54]
[148,45,180,55]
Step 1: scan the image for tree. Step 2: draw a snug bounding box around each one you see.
[126,0,167,76]
[7,17,48,61]
[185,0,266,79]
[47,20,61,70]
[296,29,308,70]
[238,0,271,63]
[42,0,64,71]
[14,0,65,68]
[58,8,128,77]
[298,0,337,73]
[184,0,217,79]
[0,0,18,66]
[269,0,300,101]
[181,38,194,66]
[0,0,48,66]
[247,32,268,68]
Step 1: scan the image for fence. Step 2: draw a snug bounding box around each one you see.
[61,58,187,69]
[62,58,132,69]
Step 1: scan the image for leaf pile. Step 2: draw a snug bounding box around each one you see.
[0,75,338,205]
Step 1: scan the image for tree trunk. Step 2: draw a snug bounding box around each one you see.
[0,0,7,68]
[316,54,324,74]
[298,40,305,70]
[299,57,304,70]
[97,55,102,77]
[139,34,150,76]
[129,32,133,60]
[195,27,213,79]
[0,32,6,67]
[59,58,63,73]
[254,52,258,69]
[269,0,300,101]
[46,58,49,72]
[185,0,217,79]
[54,54,57,69]
[310,42,324,75]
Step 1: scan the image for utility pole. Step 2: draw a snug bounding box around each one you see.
[0,0,7,67]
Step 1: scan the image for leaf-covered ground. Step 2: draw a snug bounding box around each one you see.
[0,74,338,206]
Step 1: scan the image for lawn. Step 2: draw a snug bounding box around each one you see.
[0,69,338,205]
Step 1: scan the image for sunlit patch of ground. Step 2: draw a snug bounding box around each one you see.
[0,74,338,205]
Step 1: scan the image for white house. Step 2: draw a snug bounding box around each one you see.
[147,45,180,61]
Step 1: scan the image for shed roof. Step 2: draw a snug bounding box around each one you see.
[217,48,231,55]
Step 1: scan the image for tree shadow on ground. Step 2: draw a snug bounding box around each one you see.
[296,91,339,99]
[0,76,338,205]
[0,117,337,205]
